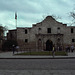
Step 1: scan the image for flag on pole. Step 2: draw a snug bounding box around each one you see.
[15,12,17,19]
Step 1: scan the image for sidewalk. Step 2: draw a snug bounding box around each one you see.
[0,51,75,59]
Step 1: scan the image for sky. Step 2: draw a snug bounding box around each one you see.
[0,0,75,30]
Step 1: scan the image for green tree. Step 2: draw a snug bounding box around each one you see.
[2,40,17,51]
[0,25,7,50]
[0,25,7,35]
[0,25,7,37]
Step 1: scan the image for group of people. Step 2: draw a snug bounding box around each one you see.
[52,45,74,53]
[52,45,75,57]
[66,45,74,52]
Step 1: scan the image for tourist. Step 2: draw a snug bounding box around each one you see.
[12,45,15,54]
[52,46,55,58]
[16,46,19,53]
[71,45,74,52]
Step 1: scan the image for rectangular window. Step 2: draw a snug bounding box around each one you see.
[25,29,27,34]
[57,27,60,34]
[25,39,28,43]
[47,28,51,33]
[71,28,73,33]
[72,39,74,42]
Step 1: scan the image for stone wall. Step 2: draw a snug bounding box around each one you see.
[16,16,75,51]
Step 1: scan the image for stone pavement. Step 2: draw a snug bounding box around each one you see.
[0,51,75,59]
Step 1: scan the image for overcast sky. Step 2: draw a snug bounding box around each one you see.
[0,0,75,30]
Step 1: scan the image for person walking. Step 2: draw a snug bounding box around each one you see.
[52,46,55,58]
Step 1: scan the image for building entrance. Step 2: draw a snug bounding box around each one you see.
[46,40,53,51]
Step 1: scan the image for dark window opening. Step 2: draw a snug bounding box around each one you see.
[57,27,60,29]
[47,28,51,33]
[25,29,27,34]
[57,27,60,34]
[71,28,73,33]
[39,28,41,30]
[25,39,28,43]
[57,38,60,41]
[72,39,74,42]
[39,39,41,41]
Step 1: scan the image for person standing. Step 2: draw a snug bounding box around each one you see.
[12,45,15,55]
[71,45,74,52]
[16,46,19,53]
[52,46,55,58]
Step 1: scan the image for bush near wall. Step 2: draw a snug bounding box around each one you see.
[16,51,67,56]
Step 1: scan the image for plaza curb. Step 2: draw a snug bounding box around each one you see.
[0,57,75,59]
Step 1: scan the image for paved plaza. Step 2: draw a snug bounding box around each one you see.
[0,51,75,59]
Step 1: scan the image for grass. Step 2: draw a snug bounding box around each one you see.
[55,51,67,56]
[15,51,67,56]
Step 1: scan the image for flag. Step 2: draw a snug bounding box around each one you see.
[15,12,17,19]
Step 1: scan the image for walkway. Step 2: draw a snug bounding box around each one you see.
[0,51,75,59]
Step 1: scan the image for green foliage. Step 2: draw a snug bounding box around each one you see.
[55,51,67,56]
[0,26,7,32]
[0,25,7,36]
[2,40,17,51]
[16,51,67,56]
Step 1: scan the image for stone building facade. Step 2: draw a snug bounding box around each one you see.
[8,16,75,51]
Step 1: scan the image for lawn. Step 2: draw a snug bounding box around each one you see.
[15,51,67,56]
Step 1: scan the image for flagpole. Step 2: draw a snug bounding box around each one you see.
[16,18,17,29]
[16,18,17,41]
[15,12,17,29]
[15,12,17,43]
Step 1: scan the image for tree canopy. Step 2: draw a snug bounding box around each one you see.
[0,25,7,35]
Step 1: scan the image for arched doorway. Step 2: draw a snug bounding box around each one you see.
[46,40,53,51]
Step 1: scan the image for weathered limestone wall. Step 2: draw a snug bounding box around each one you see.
[16,16,75,51]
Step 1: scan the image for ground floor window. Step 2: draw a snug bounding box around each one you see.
[25,39,28,43]
[72,39,75,42]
